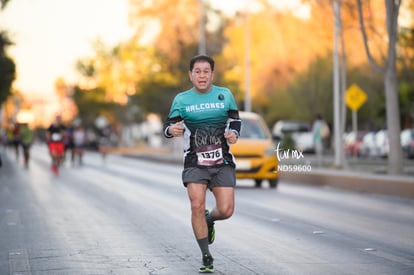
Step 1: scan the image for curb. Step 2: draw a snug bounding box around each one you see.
[121,151,414,200]
[280,170,414,199]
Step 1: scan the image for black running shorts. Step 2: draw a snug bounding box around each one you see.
[182,165,236,189]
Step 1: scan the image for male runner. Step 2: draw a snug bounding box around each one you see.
[20,123,34,168]
[163,55,241,273]
[46,115,66,175]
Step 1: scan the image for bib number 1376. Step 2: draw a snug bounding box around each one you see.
[196,144,224,166]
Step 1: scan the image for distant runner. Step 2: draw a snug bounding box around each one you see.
[46,115,66,175]
[20,123,34,168]
[98,126,111,163]
[72,123,86,166]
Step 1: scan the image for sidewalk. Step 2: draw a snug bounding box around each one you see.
[115,145,414,199]
[280,167,414,199]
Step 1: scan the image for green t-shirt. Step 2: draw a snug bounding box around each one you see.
[166,85,240,168]
[20,125,34,145]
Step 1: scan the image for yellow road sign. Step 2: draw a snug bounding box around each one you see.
[345,84,367,111]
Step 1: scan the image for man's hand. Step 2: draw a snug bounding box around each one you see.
[224,130,238,144]
[168,121,185,137]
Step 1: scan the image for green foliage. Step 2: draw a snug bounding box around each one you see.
[0,0,11,10]
[281,133,296,150]
[263,53,390,131]
[398,23,414,127]
[399,81,414,127]
[69,0,413,134]
[0,55,15,105]
[131,79,179,120]
[76,59,95,78]
[346,65,386,130]
[0,31,15,106]
[72,86,123,128]
[128,43,198,120]
[265,54,334,126]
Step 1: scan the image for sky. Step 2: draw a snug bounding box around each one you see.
[0,0,133,99]
[0,0,308,101]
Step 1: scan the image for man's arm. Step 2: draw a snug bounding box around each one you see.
[227,109,241,137]
[163,116,183,138]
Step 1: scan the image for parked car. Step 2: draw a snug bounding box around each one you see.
[292,131,315,153]
[231,111,279,188]
[359,131,377,158]
[344,131,366,157]
[375,129,389,158]
[401,128,414,159]
[272,120,314,153]
[272,120,311,138]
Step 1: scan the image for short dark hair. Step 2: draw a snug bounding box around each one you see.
[189,55,215,71]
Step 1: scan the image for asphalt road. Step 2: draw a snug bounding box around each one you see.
[1,145,414,275]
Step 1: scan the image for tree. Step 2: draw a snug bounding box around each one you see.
[126,0,231,117]
[129,0,199,62]
[0,0,15,124]
[0,31,15,106]
[222,8,333,107]
[128,42,199,119]
[398,1,414,128]
[0,0,11,9]
[357,0,403,174]
[72,85,123,129]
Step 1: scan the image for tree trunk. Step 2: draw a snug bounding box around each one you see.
[357,0,403,174]
[384,0,402,174]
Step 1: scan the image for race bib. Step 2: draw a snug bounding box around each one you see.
[51,133,62,141]
[196,144,224,166]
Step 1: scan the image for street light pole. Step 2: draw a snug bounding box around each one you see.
[198,0,206,55]
[244,5,252,112]
[333,0,342,168]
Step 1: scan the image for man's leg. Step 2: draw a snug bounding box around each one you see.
[187,183,209,246]
[209,187,235,222]
[187,183,214,272]
[205,166,236,246]
[50,152,59,174]
[23,146,29,167]
[56,142,65,167]
[49,144,55,165]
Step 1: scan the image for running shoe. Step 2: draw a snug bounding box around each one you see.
[199,253,214,273]
[205,210,215,244]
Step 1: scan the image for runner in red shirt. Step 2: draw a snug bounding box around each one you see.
[46,115,66,175]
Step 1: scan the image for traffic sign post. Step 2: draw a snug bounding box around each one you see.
[345,84,367,111]
[345,84,368,134]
